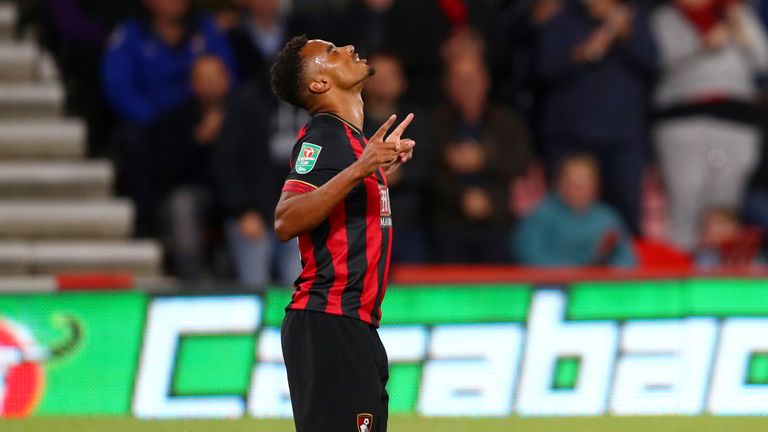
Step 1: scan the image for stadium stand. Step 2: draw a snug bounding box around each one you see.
[0,2,162,281]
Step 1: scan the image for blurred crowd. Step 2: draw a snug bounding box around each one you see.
[15,0,768,285]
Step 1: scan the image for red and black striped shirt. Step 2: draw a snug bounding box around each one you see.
[281,113,393,327]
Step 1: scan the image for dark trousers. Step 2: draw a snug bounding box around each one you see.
[113,122,156,237]
[282,310,389,432]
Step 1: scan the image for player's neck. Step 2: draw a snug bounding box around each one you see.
[311,92,365,132]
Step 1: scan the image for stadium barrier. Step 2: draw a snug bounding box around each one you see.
[2,273,768,419]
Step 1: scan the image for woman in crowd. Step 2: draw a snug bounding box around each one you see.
[652,0,768,250]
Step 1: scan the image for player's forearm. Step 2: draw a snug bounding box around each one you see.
[274,164,366,242]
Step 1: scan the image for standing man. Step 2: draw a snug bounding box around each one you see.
[270,35,415,432]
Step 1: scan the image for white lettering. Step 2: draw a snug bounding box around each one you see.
[709,318,768,415]
[248,328,292,418]
[516,291,618,416]
[611,319,717,415]
[419,324,523,416]
[133,297,261,419]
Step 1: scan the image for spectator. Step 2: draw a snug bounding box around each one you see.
[102,0,236,236]
[337,2,496,109]
[103,0,236,126]
[440,25,486,64]
[144,55,231,281]
[743,123,768,245]
[695,207,763,268]
[227,0,313,236]
[432,55,532,263]
[334,0,397,57]
[498,0,564,134]
[362,53,433,263]
[41,0,140,156]
[214,79,301,289]
[228,0,308,93]
[382,0,452,108]
[534,0,657,234]
[652,0,768,250]
[514,155,637,267]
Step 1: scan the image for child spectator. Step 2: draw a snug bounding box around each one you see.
[514,155,636,267]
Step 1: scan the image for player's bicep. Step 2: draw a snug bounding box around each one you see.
[282,179,319,195]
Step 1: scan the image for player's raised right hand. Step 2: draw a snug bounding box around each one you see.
[354,114,414,179]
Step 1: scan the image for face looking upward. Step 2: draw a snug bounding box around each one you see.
[300,40,375,98]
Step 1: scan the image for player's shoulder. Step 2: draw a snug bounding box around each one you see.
[301,123,347,142]
[296,117,355,153]
[304,116,352,139]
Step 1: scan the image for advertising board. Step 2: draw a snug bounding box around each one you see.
[2,279,768,419]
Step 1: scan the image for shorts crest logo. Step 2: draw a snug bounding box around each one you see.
[357,413,373,432]
[295,142,322,174]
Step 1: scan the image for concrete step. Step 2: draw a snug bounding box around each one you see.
[0,160,113,198]
[0,119,85,159]
[0,200,133,239]
[0,3,16,41]
[0,83,64,118]
[0,241,26,274]
[0,42,38,81]
[0,240,162,276]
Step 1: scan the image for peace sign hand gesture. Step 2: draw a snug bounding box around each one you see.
[353,113,416,179]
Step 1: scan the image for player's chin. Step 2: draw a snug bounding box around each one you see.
[366,64,376,77]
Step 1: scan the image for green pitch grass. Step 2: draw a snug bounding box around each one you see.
[5,416,768,432]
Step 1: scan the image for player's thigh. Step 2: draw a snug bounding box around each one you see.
[282,311,388,431]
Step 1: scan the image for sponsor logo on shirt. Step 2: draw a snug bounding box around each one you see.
[379,185,392,228]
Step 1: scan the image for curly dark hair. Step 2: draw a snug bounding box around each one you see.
[270,35,309,108]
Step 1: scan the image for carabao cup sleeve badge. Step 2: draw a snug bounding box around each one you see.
[295,142,322,174]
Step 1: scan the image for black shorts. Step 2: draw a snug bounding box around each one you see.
[281,310,389,432]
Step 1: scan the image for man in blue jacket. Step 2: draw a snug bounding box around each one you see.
[534,0,657,234]
[102,0,236,236]
[103,0,235,125]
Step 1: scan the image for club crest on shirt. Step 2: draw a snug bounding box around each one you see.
[357,413,373,432]
[379,185,392,227]
[295,142,322,174]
